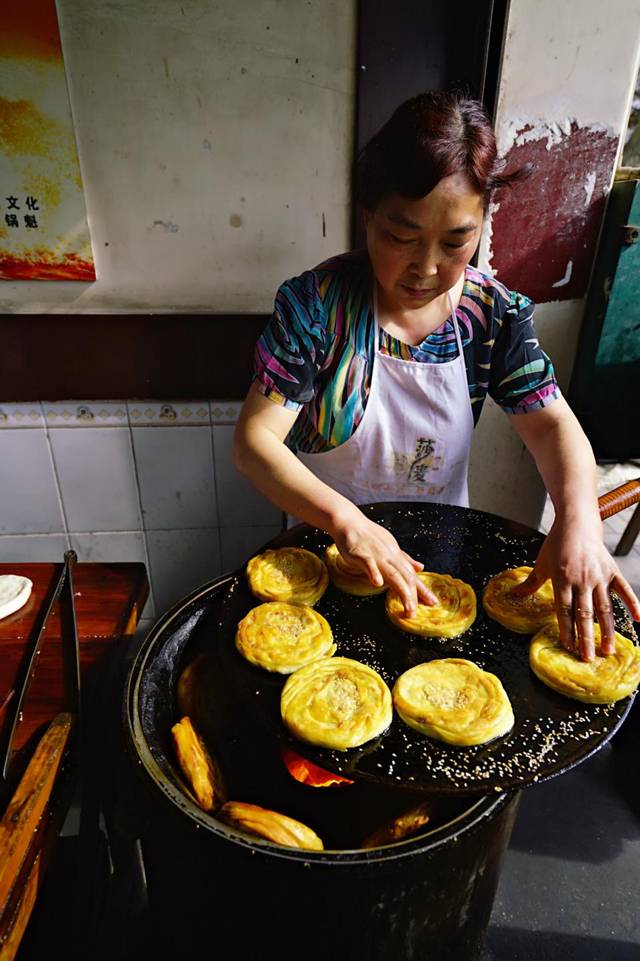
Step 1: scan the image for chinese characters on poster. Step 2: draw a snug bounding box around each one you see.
[0,0,96,280]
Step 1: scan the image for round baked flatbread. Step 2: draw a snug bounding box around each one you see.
[483,566,555,633]
[530,621,640,704]
[0,575,33,620]
[246,547,328,605]
[386,572,476,638]
[324,544,386,596]
[236,602,336,674]
[393,658,514,746]
[281,656,393,750]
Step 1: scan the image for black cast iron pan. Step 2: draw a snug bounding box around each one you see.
[217,499,639,796]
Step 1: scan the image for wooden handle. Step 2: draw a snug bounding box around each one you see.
[0,691,13,726]
[0,852,42,961]
[598,478,640,520]
[0,713,72,922]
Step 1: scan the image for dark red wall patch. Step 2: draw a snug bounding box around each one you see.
[490,123,618,303]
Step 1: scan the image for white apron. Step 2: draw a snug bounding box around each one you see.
[295,290,474,513]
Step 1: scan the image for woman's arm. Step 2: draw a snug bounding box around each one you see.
[508,396,640,660]
[233,383,435,613]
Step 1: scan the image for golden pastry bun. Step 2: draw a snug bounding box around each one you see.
[324,543,386,596]
[236,602,336,674]
[218,801,324,851]
[393,658,514,746]
[281,656,393,751]
[530,621,640,704]
[483,566,555,633]
[386,572,476,638]
[246,547,329,605]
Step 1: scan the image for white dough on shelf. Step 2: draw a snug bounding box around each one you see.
[0,575,33,620]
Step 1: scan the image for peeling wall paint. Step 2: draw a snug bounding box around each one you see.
[478,0,640,306]
[492,0,640,143]
[500,116,615,155]
[471,0,640,526]
[490,121,618,302]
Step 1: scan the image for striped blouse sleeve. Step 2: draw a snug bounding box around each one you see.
[489,291,561,414]
[253,270,327,411]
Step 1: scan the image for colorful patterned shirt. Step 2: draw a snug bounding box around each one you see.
[254,251,560,454]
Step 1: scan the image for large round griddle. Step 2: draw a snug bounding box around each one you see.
[219,502,637,795]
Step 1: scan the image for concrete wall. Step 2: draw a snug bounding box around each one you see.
[1,0,357,635]
[469,0,640,526]
[0,0,356,313]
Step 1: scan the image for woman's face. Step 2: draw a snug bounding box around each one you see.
[364,173,484,312]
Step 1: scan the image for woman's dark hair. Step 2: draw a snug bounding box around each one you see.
[355,91,527,210]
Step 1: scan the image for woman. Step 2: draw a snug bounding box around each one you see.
[234,91,640,662]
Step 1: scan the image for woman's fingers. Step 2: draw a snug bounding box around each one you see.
[401,551,436,606]
[610,571,640,622]
[380,553,433,615]
[384,562,418,616]
[362,558,384,588]
[335,519,433,616]
[369,551,434,614]
[416,579,437,606]
[594,583,616,655]
[341,554,368,575]
[555,586,575,653]
[511,566,545,597]
[573,589,595,662]
[336,548,379,583]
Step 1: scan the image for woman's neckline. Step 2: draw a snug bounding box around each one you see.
[375,268,472,350]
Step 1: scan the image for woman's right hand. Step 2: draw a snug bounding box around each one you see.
[233,388,436,615]
[329,505,437,616]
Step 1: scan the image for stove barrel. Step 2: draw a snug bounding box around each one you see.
[138,783,518,961]
[124,572,520,961]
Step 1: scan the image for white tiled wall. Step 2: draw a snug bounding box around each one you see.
[0,401,283,633]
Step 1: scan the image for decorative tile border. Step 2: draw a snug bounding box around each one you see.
[1,400,243,429]
[0,403,45,428]
[43,401,128,427]
[210,401,241,425]
[127,401,211,427]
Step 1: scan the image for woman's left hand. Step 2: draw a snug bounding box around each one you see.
[512,513,640,661]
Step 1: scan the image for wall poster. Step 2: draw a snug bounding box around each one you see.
[0,0,95,280]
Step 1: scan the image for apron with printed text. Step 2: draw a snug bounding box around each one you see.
[296,291,474,511]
